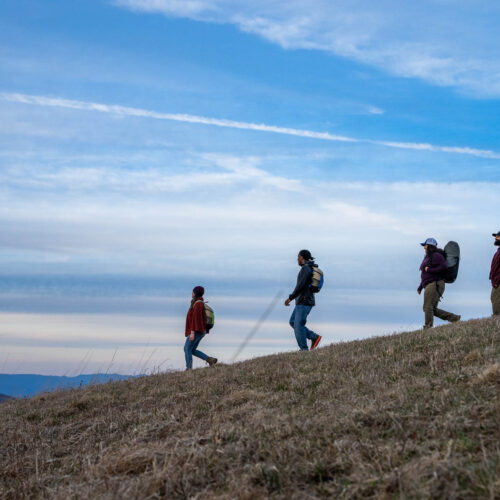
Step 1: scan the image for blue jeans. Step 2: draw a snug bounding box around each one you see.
[184,332,209,369]
[289,305,317,351]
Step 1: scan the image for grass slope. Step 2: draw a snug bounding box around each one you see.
[1,318,499,499]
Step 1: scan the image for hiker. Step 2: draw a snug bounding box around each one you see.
[284,250,322,351]
[417,238,460,328]
[184,286,217,370]
[490,231,500,315]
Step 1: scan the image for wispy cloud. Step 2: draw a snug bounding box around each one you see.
[367,106,384,115]
[0,152,301,193]
[113,0,500,97]
[1,92,354,143]
[3,92,500,159]
[371,141,500,160]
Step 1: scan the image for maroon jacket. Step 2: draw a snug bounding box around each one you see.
[418,251,448,293]
[185,299,207,336]
[490,248,500,289]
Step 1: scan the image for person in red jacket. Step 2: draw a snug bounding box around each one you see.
[184,286,217,370]
[490,231,500,315]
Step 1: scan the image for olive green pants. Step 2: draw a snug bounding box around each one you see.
[423,280,460,328]
[492,286,500,315]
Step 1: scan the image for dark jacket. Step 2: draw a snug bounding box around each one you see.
[418,251,448,293]
[289,260,316,306]
[490,248,500,289]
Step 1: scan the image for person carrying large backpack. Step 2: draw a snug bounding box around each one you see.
[184,286,217,370]
[284,250,322,351]
[490,231,500,315]
[417,238,461,329]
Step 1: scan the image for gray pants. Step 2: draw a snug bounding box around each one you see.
[492,286,500,315]
[423,280,460,328]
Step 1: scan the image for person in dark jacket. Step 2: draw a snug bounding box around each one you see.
[285,250,322,351]
[490,231,500,315]
[184,286,217,370]
[417,238,460,328]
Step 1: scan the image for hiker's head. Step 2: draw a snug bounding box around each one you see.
[192,286,205,298]
[493,232,500,246]
[298,249,313,266]
[421,238,437,254]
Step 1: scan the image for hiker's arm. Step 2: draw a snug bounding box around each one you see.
[491,253,500,286]
[427,253,447,274]
[289,267,310,301]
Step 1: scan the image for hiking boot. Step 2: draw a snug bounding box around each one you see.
[310,335,322,350]
[451,315,461,323]
[207,357,218,367]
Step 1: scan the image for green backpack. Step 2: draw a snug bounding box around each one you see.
[196,300,215,331]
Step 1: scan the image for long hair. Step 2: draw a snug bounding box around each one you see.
[425,244,437,256]
[190,296,202,310]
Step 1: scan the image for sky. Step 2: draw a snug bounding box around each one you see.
[0,0,499,375]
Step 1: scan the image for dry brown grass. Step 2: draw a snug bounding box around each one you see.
[1,317,499,499]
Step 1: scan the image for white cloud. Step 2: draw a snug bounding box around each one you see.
[113,0,500,96]
[3,92,500,159]
[0,311,414,373]
[116,0,212,16]
[1,161,498,287]
[372,141,500,160]
[0,153,301,193]
[1,92,355,143]
[367,106,384,115]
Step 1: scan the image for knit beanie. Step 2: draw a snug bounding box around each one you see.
[193,286,205,297]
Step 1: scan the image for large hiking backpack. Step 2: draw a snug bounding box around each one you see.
[442,241,460,283]
[310,266,324,293]
[196,300,215,331]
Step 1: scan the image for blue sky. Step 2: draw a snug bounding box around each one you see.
[0,0,499,375]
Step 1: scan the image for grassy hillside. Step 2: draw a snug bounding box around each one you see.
[1,318,499,499]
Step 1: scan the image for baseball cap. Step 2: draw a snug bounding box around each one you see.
[492,231,500,237]
[420,237,438,246]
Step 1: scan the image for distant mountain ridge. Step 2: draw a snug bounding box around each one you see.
[0,393,14,403]
[0,374,132,398]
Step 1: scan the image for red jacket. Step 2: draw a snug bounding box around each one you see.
[185,300,207,336]
[490,248,500,288]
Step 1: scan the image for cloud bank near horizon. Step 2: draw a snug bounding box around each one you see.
[1,145,497,290]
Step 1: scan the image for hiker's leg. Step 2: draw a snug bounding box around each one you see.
[422,282,437,328]
[433,281,460,322]
[434,308,460,322]
[293,305,311,350]
[191,333,209,361]
[184,336,194,370]
[301,309,318,341]
[289,307,296,329]
[492,286,500,315]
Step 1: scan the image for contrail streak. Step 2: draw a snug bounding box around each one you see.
[2,92,355,143]
[3,92,500,159]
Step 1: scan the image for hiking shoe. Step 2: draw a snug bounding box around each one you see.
[207,357,218,367]
[451,315,461,323]
[310,335,322,350]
